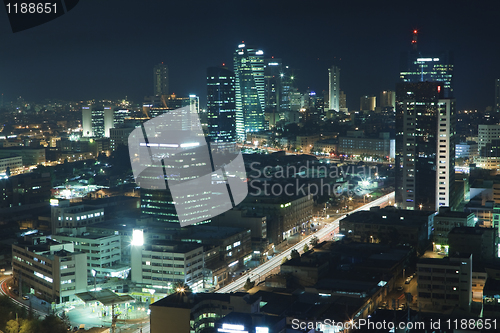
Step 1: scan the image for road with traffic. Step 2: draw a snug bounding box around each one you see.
[217,191,395,293]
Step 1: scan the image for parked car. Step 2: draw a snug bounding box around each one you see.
[397,286,404,291]
[22,296,29,300]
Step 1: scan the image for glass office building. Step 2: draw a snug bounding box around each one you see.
[234,43,265,141]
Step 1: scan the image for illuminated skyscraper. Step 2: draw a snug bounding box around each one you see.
[154,63,169,97]
[264,58,283,127]
[328,65,340,111]
[234,43,265,141]
[395,82,455,211]
[207,66,236,144]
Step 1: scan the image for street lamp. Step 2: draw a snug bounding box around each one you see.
[92,269,97,293]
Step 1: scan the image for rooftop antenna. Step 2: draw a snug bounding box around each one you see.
[412,29,418,50]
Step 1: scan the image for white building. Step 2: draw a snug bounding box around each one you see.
[131,233,205,292]
[328,65,340,112]
[0,155,22,173]
[51,232,125,278]
[51,199,105,235]
[12,236,87,303]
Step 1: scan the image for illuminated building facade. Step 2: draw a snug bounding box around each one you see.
[82,105,115,138]
[328,65,340,111]
[395,82,456,211]
[399,51,454,98]
[207,66,237,144]
[12,236,87,304]
[234,43,265,141]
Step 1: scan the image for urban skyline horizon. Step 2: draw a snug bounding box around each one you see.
[0,1,499,112]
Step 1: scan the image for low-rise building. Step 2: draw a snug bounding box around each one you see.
[448,226,497,262]
[0,155,22,174]
[0,147,46,166]
[433,207,475,253]
[12,235,87,303]
[338,132,394,159]
[51,232,124,278]
[417,253,472,311]
[50,199,105,234]
[0,171,51,209]
[339,207,434,250]
[131,239,205,292]
[149,292,260,333]
[238,194,313,245]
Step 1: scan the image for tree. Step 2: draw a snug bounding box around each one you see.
[281,257,288,265]
[38,315,67,333]
[310,236,319,247]
[303,244,310,253]
[243,278,255,291]
[5,319,20,333]
[290,249,300,260]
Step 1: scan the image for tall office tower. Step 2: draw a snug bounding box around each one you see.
[360,95,376,111]
[380,90,396,108]
[395,82,455,211]
[207,66,236,145]
[81,105,114,137]
[234,43,265,141]
[328,65,340,111]
[495,78,500,113]
[154,63,169,97]
[264,58,283,127]
[339,91,347,109]
[477,124,500,169]
[400,50,454,98]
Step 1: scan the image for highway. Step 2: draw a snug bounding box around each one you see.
[0,276,47,318]
[216,191,395,293]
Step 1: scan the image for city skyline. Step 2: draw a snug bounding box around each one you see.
[0,1,499,111]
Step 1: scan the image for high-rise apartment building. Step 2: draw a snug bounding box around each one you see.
[399,51,454,98]
[360,95,376,111]
[207,66,236,145]
[154,63,169,97]
[380,90,396,108]
[328,65,340,111]
[234,43,265,141]
[264,59,283,127]
[339,91,347,109]
[395,82,455,211]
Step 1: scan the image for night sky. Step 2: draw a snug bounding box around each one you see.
[0,0,499,111]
